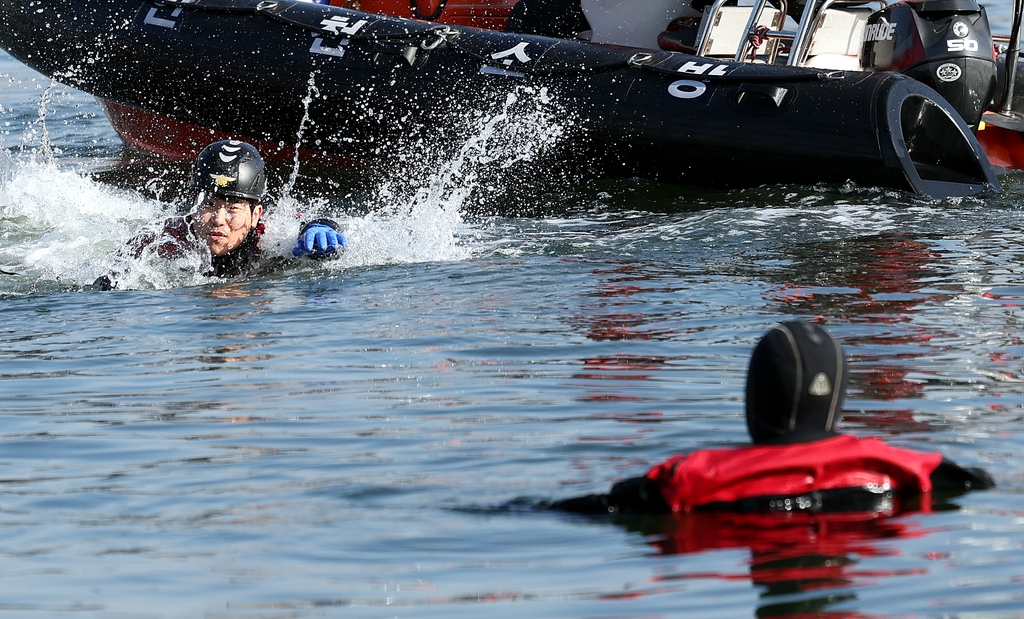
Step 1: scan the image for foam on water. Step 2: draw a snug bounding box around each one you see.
[0,152,163,292]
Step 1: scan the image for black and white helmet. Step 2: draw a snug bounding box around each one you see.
[190,140,267,203]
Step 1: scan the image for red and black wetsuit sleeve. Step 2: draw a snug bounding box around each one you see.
[931,458,994,492]
[91,216,195,290]
[550,459,993,515]
[549,476,670,514]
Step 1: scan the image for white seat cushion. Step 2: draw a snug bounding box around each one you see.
[804,7,871,62]
[702,6,781,57]
[581,0,699,49]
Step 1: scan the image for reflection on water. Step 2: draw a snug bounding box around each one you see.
[575,260,685,342]
[617,496,960,618]
[756,234,948,406]
[574,355,670,384]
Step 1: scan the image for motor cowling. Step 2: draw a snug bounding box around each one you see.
[862,0,996,128]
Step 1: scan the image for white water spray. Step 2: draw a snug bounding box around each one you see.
[283,71,320,200]
[0,154,164,291]
[339,86,568,267]
[33,79,56,164]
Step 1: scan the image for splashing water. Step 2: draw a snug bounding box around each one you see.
[283,71,320,200]
[0,79,569,291]
[33,79,56,164]
[385,86,567,212]
[0,154,163,293]
[0,147,12,188]
[339,86,568,267]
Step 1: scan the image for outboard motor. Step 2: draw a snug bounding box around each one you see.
[862,0,996,128]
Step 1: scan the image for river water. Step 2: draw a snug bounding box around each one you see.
[3,6,1024,617]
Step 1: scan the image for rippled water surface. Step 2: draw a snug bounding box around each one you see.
[3,11,1024,616]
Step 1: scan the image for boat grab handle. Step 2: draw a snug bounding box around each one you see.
[736,83,789,106]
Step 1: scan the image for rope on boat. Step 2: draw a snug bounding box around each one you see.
[433,34,635,76]
[173,0,845,82]
[346,29,844,81]
[631,54,846,83]
[445,44,634,76]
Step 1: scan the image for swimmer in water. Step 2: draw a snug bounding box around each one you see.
[551,321,994,514]
[94,140,345,290]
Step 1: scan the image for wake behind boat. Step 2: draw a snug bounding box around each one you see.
[0,0,1005,197]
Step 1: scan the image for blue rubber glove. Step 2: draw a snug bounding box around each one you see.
[293,222,347,258]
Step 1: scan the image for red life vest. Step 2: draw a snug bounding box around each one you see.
[646,435,943,513]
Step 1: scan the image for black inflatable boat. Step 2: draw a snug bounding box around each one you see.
[0,0,1001,197]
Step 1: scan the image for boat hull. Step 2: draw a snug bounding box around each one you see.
[0,0,1000,197]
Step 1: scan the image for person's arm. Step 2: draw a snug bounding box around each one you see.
[930,458,995,493]
[550,475,670,514]
[292,218,346,259]
[89,224,165,291]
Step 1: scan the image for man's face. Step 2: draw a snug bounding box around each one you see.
[193,195,264,256]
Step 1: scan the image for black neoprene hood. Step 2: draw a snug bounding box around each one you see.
[745,322,848,445]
